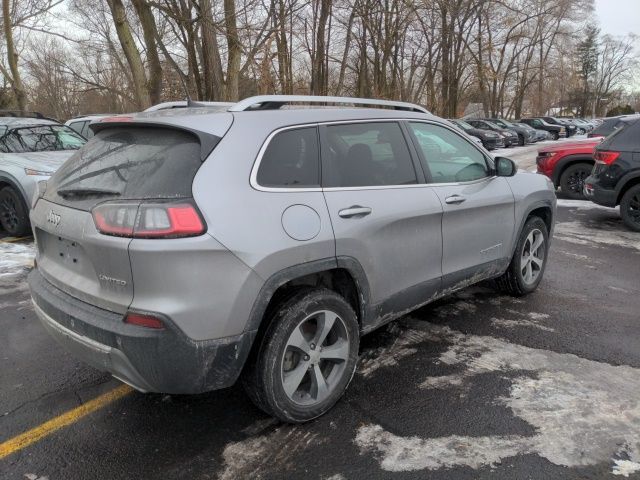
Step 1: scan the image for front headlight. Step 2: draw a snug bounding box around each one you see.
[24,168,53,176]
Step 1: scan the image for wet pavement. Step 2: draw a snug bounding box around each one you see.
[1,196,640,479]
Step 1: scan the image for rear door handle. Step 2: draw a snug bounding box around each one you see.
[338,206,372,218]
[445,195,466,205]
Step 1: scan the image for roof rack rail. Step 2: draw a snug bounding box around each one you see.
[228,95,430,114]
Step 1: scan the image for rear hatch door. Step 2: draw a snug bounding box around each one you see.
[32,117,231,313]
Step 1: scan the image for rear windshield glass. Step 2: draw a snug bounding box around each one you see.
[45,127,209,209]
[0,125,86,153]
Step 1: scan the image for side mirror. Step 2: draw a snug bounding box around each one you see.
[495,157,517,177]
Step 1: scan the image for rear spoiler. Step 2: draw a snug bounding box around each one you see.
[90,121,220,162]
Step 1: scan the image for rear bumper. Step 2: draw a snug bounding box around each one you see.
[583,176,617,207]
[29,269,255,394]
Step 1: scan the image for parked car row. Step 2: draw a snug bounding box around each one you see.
[448,115,597,151]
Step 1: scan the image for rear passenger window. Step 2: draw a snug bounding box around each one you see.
[257,127,319,188]
[322,122,417,188]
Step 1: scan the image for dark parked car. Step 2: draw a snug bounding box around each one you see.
[541,117,577,137]
[448,119,505,150]
[588,115,639,139]
[466,119,518,147]
[519,118,565,140]
[584,116,640,231]
[485,118,533,146]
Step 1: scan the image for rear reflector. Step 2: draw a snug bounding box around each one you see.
[124,313,164,329]
[92,200,205,239]
[594,150,620,165]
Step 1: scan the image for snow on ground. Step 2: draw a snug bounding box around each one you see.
[355,323,640,476]
[0,241,35,279]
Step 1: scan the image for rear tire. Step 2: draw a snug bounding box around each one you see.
[518,134,525,146]
[242,288,359,423]
[552,132,560,140]
[559,163,592,200]
[0,186,30,236]
[495,217,549,296]
[620,184,640,232]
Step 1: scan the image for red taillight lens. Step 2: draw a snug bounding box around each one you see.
[92,201,205,238]
[124,312,164,329]
[594,150,620,165]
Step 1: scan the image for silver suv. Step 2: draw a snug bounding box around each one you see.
[28,96,556,422]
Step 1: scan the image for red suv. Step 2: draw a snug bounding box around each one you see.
[536,139,602,199]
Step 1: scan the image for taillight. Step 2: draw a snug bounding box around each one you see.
[92,201,205,238]
[124,312,164,329]
[594,150,620,165]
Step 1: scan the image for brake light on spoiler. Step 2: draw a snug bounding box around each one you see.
[92,201,206,238]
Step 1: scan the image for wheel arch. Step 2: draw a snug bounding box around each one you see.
[0,173,29,205]
[512,200,554,257]
[243,257,370,357]
[552,155,594,187]
[615,172,640,205]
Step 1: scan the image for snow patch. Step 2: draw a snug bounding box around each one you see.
[0,242,35,279]
[358,324,640,473]
[219,427,322,480]
[490,316,554,332]
[556,199,616,211]
[612,459,640,477]
[554,221,640,252]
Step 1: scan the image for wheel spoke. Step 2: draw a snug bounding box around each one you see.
[524,261,533,283]
[531,232,544,252]
[286,325,311,355]
[282,361,309,397]
[531,255,544,268]
[320,339,349,362]
[310,364,329,401]
[315,311,338,347]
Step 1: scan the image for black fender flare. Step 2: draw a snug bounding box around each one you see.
[244,256,371,335]
[616,170,640,203]
[551,154,594,186]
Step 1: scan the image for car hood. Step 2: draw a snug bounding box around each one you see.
[1,150,76,173]
[538,139,601,154]
[467,127,498,137]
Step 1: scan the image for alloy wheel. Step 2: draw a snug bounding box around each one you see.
[521,229,545,285]
[628,192,640,225]
[566,169,590,194]
[0,194,20,233]
[281,310,350,406]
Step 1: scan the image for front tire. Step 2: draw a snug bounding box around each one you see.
[242,288,359,423]
[559,163,592,200]
[0,186,30,236]
[552,132,560,140]
[495,217,549,296]
[620,184,640,232]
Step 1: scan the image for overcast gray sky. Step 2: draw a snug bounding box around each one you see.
[595,0,640,36]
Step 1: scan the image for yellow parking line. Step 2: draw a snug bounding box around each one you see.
[0,384,132,459]
[0,236,31,243]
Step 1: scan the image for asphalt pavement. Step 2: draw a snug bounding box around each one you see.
[1,139,639,479]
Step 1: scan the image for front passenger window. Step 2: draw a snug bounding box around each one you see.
[409,122,489,183]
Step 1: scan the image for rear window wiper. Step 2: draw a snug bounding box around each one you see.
[57,187,121,198]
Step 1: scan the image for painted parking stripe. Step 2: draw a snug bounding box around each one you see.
[0,384,132,459]
[0,236,31,243]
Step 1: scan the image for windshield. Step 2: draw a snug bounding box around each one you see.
[454,120,474,129]
[0,125,86,153]
[496,119,514,127]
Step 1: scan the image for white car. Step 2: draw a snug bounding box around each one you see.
[65,114,114,139]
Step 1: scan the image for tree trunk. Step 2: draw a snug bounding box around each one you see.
[199,0,225,100]
[106,0,151,109]
[2,0,26,112]
[131,0,163,105]
[224,0,241,100]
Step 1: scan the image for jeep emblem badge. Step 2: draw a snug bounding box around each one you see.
[46,210,61,227]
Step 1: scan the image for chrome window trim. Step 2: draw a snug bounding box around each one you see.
[250,118,497,193]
